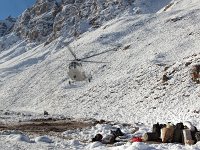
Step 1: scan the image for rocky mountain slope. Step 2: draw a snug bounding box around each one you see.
[0,16,16,37]
[0,0,173,44]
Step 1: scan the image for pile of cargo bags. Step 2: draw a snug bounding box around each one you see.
[92,121,200,145]
[141,121,200,145]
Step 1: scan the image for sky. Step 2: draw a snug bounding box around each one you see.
[0,0,36,20]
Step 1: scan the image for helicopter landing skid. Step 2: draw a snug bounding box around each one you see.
[68,80,73,85]
[68,77,92,85]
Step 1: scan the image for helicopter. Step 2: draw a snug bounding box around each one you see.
[66,44,119,85]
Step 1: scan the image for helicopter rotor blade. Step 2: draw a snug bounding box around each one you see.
[81,60,109,63]
[80,47,118,60]
[68,46,77,60]
[66,60,76,62]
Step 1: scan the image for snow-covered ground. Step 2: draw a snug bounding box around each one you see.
[0,0,200,149]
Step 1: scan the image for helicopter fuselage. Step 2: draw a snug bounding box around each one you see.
[67,61,87,81]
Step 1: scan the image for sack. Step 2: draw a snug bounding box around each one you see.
[92,134,103,142]
[161,124,174,143]
[183,121,196,131]
[182,129,194,145]
[191,127,198,143]
[102,134,116,144]
[142,132,160,141]
[111,128,124,137]
[130,137,142,142]
[152,123,166,137]
[173,123,184,143]
[152,123,161,136]
[176,122,184,129]
[195,132,200,142]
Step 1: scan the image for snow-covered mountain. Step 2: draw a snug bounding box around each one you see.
[0,0,200,149]
[0,16,16,37]
[3,0,174,44]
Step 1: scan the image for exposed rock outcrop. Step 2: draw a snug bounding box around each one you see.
[1,0,172,45]
[13,0,58,42]
[0,16,16,37]
[12,0,136,43]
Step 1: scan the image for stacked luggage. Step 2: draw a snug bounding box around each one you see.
[91,121,200,146]
[142,121,200,145]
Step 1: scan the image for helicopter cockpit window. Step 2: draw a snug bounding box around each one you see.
[69,63,74,69]
[69,62,82,69]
